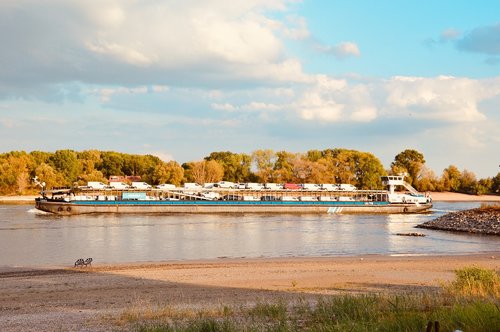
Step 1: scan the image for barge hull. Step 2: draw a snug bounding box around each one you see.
[35,199,432,215]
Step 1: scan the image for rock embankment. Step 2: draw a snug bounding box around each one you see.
[417,206,500,235]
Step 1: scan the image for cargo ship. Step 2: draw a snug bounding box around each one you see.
[34,176,432,215]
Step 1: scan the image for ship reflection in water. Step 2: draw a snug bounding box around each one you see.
[0,202,497,266]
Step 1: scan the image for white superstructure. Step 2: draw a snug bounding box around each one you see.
[381,175,431,204]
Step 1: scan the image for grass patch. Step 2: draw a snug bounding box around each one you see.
[445,266,499,298]
[125,267,500,332]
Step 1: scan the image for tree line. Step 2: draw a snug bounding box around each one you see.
[0,149,499,196]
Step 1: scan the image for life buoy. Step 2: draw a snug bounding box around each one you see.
[57,207,63,212]
[403,207,409,213]
[66,207,72,212]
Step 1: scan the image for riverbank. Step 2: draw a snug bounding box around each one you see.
[429,191,500,202]
[0,195,37,203]
[0,254,498,331]
[1,192,499,204]
[418,205,500,235]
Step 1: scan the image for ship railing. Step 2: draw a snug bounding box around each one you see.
[69,187,391,202]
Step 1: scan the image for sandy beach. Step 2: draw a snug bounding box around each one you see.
[0,254,498,331]
[429,191,500,202]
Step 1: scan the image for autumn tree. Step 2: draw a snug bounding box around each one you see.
[0,152,33,194]
[78,150,102,173]
[205,151,252,183]
[391,149,425,186]
[152,161,184,186]
[184,160,224,184]
[252,149,275,182]
[290,157,313,182]
[308,158,331,183]
[189,162,205,184]
[49,150,80,185]
[492,173,500,193]
[122,154,161,182]
[322,149,384,188]
[440,165,461,192]
[273,151,296,182]
[305,149,323,162]
[1,148,494,196]
[29,151,51,166]
[324,149,357,184]
[459,169,477,194]
[415,165,439,191]
[77,150,106,184]
[476,178,493,195]
[99,152,125,179]
[353,152,386,189]
[34,163,62,190]
[205,160,225,183]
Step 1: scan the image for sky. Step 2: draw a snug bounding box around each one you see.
[0,0,499,178]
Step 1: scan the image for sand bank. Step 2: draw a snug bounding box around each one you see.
[0,254,498,331]
[429,191,500,202]
[0,195,38,203]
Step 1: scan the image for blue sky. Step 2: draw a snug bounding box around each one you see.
[0,0,499,178]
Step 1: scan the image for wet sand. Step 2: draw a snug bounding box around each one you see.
[0,254,498,331]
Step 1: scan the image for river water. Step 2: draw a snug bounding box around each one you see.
[0,202,498,266]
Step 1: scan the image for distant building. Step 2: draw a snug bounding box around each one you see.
[109,175,142,183]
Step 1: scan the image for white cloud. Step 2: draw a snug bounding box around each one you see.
[269,15,310,40]
[314,41,361,59]
[86,41,155,66]
[385,76,499,122]
[0,0,310,99]
[241,102,282,111]
[243,58,311,83]
[211,103,237,112]
[206,74,498,126]
[94,85,168,102]
[152,85,169,93]
[89,74,498,128]
[332,42,361,58]
[350,106,377,122]
[298,92,344,121]
[95,86,149,102]
[195,14,282,64]
[211,101,282,113]
[294,75,375,122]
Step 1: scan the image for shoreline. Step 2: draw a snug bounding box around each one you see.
[1,254,498,331]
[1,191,499,204]
[2,252,499,273]
[428,191,500,202]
